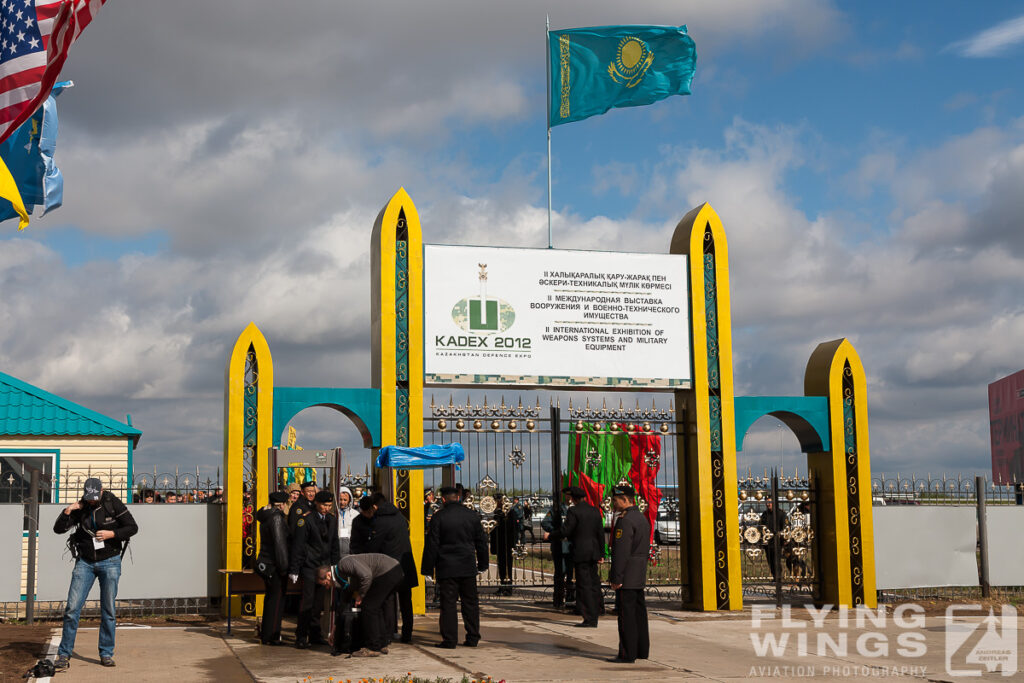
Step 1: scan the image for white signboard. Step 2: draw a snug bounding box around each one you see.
[423,245,691,388]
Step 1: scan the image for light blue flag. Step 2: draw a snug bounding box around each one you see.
[548,25,696,127]
[0,81,71,222]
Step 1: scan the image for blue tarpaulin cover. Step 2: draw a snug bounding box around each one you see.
[376,443,465,469]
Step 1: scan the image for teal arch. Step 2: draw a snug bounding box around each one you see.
[734,396,830,453]
[272,387,382,448]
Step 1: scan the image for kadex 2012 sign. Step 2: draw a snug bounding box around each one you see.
[423,245,692,388]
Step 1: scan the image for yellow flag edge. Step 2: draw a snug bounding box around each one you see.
[0,155,29,230]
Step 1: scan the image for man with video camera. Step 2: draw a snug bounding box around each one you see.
[52,477,138,671]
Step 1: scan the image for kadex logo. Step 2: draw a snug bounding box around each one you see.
[945,605,1017,677]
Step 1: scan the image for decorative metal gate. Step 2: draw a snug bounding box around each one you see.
[423,393,687,605]
[738,468,818,605]
[423,395,553,598]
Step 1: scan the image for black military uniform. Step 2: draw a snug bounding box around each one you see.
[289,490,340,647]
[552,486,605,626]
[489,497,517,592]
[608,485,651,663]
[255,492,290,645]
[287,481,317,530]
[541,507,573,608]
[421,486,489,648]
[367,494,419,643]
[350,497,374,554]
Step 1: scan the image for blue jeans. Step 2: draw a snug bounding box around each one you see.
[58,556,121,658]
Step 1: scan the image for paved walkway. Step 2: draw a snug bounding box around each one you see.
[37,603,1023,682]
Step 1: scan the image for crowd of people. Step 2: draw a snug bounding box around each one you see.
[255,479,420,658]
[253,479,653,664]
[137,487,224,504]
[43,475,653,671]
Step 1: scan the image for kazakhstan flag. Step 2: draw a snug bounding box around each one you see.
[548,25,696,127]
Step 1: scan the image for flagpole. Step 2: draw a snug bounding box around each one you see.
[546,15,553,249]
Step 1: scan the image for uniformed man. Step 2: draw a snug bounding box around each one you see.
[607,484,650,664]
[288,480,318,529]
[289,490,340,648]
[421,485,489,649]
[255,491,290,645]
[551,486,605,627]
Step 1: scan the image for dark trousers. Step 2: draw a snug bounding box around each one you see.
[257,567,286,643]
[765,546,778,581]
[552,544,566,607]
[574,561,600,624]
[360,566,404,651]
[616,588,649,661]
[496,543,513,583]
[394,584,413,639]
[296,568,327,642]
[382,585,413,640]
[438,575,480,646]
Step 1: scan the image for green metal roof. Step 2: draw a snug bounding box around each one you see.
[0,371,142,445]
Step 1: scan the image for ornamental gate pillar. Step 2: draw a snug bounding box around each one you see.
[805,339,876,608]
[671,203,742,610]
[223,322,275,616]
[371,188,427,615]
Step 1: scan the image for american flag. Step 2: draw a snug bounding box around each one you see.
[0,0,103,145]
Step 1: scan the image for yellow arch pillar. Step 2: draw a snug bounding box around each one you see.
[223,322,274,616]
[670,203,742,610]
[805,339,876,608]
[371,188,426,615]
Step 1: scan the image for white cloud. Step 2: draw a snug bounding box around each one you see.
[947,14,1024,58]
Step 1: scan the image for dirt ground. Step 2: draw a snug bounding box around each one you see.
[0,622,52,680]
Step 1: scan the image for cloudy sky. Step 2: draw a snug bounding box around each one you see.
[1,1,1022,484]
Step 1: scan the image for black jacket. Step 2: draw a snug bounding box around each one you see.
[609,506,650,589]
[350,513,373,554]
[554,501,605,563]
[256,505,289,575]
[759,506,780,532]
[53,492,138,562]
[289,511,341,574]
[489,508,519,553]
[421,501,488,579]
[366,501,419,588]
[288,496,315,530]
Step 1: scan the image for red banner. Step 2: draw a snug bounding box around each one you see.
[990,370,1024,484]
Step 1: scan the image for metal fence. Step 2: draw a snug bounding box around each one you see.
[872,473,1024,603]
[872,473,1024,506]
[0,458,226,505]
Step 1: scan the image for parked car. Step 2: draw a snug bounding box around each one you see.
[654,506,680,545]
